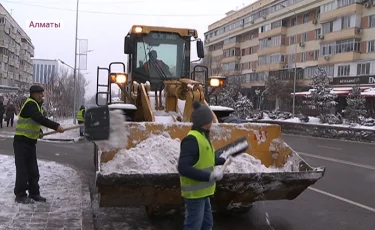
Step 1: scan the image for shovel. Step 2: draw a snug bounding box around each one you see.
[83,105,127,141]
[42,124,83,136]
[216,136,249,172]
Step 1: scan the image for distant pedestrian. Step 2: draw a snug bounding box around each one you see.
[13,85,64,204]
[76,105,85,136]
[0,101,4,128]
[5,102,17,127]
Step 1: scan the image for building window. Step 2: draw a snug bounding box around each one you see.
[357,63,370,76]
[301,53,306,62]
[341,15,351,29]
[322,21,333,34]
[367,40,375,52]
[290,36,295,45]
[315,28,321,39]
[337,65,350,76]
[291,17,297,26]
[303,13,309,23]
[301,33,307,42]
[337,0,356,8]
[320,39,360,56]
[321,2,335,14]
[369,15,375,28]
[314,50,319,60]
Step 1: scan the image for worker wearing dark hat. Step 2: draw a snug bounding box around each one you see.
[178,101,231,230]
[13,85,64,204]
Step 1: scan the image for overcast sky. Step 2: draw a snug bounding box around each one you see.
[2,0,255,98]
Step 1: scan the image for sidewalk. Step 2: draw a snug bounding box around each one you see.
[0,155,94,230]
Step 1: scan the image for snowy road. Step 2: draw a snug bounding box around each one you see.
[0,135,374,229]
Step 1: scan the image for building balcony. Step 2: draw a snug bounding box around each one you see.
[241,81,266,88]
[258,45,286,56]
[0,40,9,49]
[8,59,15,66]
[258,27,287,40]
[320,3,363,23]
[221,56,241,64]
[320,27,362,43]
[8,72,14,79]
[257,63,285,72]
[2,55,8,63]
[318,52,361,65]
[223,42,240,50]
[8,45,15,53]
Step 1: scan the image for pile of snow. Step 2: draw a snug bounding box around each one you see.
[0,154,85,229]
[100,133,299,175]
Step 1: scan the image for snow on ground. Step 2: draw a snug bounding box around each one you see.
[99,133,300,175]
[259,113,375,130]
[0,154,86,229]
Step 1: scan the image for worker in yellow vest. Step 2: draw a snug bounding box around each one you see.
[178,101,232,230]
[76,105,85,136]
[14,85,64,204]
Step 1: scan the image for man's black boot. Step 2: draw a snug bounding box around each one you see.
[15,196,34,204]
[29,194,47,202]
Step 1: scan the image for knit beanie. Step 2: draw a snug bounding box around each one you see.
[191,101,214,127]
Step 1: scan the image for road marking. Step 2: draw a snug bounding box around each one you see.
[308,187,375,213]
[317,145,342,150]
[298,152,375,171]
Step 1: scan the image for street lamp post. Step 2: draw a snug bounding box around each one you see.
[72,0,80,124]
[281,4,298,117]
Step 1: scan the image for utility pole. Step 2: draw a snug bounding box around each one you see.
[73,0,79,124]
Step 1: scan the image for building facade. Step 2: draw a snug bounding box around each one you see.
[204,0,375,91]
[32,59,59,84]
[0,4,34,90]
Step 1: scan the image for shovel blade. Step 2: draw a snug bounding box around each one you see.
[84,105,110,141]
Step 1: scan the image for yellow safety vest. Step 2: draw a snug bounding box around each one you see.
[180,130,216,199]
[77,109,84,122]
[15,98,43,140]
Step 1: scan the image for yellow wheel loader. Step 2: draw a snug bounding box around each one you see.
[88,25,325,217]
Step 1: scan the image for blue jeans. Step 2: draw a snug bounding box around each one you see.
[183,197,213,230]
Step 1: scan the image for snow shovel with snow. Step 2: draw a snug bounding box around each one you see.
[83,105,127,141]
[215,136,250,172]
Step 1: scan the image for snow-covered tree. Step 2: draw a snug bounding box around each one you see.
[303,67,337,122]
[209,83,240,107]
[264,75,290,110]
[344,84,367,124]
[233,92,253,119]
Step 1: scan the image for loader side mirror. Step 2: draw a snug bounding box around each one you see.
[197,40,204,58]
[124,36,133,54]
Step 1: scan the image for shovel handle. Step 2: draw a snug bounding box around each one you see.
[42,124,83,136]
[220,157,232,173]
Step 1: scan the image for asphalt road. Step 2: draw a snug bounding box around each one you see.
[0,134,375,230]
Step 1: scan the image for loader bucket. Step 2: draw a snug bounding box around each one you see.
[95,122,325,216]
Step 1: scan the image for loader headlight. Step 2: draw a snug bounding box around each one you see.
[110,73,128,84]
[134,26,143,33]
[209,76,226,87]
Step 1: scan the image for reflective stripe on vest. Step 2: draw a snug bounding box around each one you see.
[15,98,43,140]
[180,130,216,199]
[77,109,84,122]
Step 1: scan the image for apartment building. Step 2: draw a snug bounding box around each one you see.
[204,0,375,94]
[0,4,34,89]
[32,59,59,84]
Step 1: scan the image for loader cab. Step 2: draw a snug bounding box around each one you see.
[124,25,204,91]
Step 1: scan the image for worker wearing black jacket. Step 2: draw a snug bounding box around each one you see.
[13,85,64,204]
